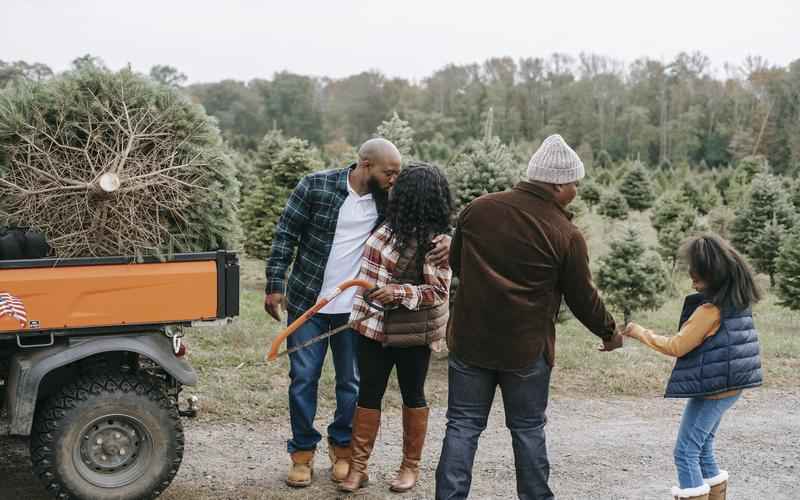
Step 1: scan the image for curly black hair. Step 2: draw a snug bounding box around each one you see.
[384,162,453,269]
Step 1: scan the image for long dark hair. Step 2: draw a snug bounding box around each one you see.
[384,162,453,267]
[680,233,762,311]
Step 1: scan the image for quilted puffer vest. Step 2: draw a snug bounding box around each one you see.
[665,293,762,398]
[382,240,449,348]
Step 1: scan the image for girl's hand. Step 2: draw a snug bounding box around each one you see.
[369,284,403,305]
[622,323,639,339]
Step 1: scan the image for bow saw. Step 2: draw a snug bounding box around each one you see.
[266,279,391,361]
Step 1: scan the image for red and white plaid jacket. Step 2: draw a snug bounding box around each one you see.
[349,224,451,346]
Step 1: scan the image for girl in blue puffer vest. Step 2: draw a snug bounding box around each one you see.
[623,234,763,500]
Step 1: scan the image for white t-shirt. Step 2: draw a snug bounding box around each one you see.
[318,177,379,314]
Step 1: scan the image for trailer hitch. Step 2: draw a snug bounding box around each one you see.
[179,395,199,418]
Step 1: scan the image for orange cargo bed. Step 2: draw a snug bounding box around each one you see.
[0,251,239,334]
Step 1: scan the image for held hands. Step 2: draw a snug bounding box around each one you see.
[621,323,640,339]
[598,323,640,351]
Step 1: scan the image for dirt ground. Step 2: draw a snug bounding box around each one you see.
[2,388,798,499]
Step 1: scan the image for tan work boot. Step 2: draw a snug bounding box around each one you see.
[672,483,710,499]
[389,406,429,493]
[286,449,314,488]
[338,407,381,493]
[328,440,351,482]
[705,470,728,500]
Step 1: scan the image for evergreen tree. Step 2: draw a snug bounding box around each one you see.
[707,205,736,240]
[579,180,602,212]
[149,65,187,87]
[595,149,612,169]
[270,137,323,188]
[651,191,698,266]
[569,196,588,220]
[253,129,287,176]
[619,161,655,210]
[598,190,630,220]
[791,178,800,210]
[775,228,800,310]
[751,219,785,287]
[229,148,256,199]
[650,168,674,199]
[656,222,691,269]
[415,133,452,163]
[731,173,796,255]
[0,65,240,257]
[446,109,522,212]
[594,169,615,187]
[724,155,768,205]
[240,138,322,259]
[651,191,690,232]
[680,179,721,215]
[375,111,414,160]
[322,140,357,169]
[596,228,669,324]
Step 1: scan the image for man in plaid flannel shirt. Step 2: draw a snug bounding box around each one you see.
[265,138,451,487]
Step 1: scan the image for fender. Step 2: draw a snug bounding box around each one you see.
[4,333,196,436]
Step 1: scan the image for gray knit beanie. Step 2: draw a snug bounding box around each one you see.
[527,134,585,184]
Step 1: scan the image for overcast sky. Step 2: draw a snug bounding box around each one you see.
[2,0,798,83]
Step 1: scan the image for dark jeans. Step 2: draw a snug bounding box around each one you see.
[286,312,359,453]
[358,336,431,410]
[436,354,553,500]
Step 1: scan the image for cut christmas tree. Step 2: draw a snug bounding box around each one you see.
[0,66,240,257]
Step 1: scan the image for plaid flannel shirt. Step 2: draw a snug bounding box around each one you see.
[349,224,452,344]
[266,165,381,318]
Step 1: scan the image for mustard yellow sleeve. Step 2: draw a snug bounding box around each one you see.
[627,304,721,357]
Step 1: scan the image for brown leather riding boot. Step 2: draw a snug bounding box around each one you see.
[338,407,381,492]
[286,449,314,487]
[706,470,728,500]
[328,440,351,482]
[389,405,429,493]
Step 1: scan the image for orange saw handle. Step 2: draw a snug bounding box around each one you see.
[266,279,373,361]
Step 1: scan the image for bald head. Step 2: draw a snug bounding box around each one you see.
[355,138,402,192]
[358,138,401,166]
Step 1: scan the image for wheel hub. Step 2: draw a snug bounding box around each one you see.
[74,414,151,487]
[81,418,141,472]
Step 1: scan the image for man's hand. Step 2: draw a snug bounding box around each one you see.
[598,331,624,352]
[264,293,287,322]
[427,234,452,268]
[368,285,403,305]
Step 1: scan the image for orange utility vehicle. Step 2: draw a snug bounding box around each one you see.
[0,250,239,500]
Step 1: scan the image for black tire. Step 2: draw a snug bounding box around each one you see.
[30,373,184,500]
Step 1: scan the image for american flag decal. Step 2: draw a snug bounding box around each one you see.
[0,292,27,327]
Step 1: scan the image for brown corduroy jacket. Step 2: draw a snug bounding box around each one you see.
[447,181,617,369]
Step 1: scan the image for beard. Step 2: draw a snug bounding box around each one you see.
[368,176,389,210]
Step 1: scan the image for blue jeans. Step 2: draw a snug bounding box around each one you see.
[286,312,359,453]
[436,354,553,500]
[674,393,741,488]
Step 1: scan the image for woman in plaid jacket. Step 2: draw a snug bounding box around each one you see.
[339,163,453,494]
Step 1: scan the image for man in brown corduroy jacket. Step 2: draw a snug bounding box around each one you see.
[435,134,623,500]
